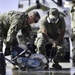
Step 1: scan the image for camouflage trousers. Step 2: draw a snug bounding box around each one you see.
[35,33,69,62]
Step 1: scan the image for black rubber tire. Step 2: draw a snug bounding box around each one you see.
[0,52,6,75]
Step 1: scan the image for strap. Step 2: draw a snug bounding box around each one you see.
[20,12,28,19]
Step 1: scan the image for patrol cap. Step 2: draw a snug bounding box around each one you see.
[47,8,59,19]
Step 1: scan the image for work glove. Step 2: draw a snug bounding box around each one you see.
[4,42,11,56]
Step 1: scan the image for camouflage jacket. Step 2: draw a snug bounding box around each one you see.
[0,11,31,43]
[38,14,66,40]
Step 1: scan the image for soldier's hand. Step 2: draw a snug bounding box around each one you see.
[52,41,58,48]
[49,38,53,44]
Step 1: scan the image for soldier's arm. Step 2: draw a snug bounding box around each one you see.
[39,28,53,44]
[39,18,53,43]
[56,28,65,43]
[21,25,31,42]
[6,18,23,43]
[55,17,66,43]
[21,25,31,38]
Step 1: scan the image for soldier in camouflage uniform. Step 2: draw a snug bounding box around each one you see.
[35,8,66,69]
[0,10,40,69]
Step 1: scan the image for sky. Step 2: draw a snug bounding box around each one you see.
[0,0,19,13]
[0,0,70,13]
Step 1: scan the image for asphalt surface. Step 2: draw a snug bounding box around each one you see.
[6,56,75,75]
[6,67,75,75]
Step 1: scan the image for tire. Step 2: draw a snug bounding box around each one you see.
[0,52,6,75]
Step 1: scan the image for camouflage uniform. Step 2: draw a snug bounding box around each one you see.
[35,12,66,62]
[0,11,31,51]
[71,2,75,66]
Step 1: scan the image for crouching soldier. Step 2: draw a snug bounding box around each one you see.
[35,8,66,69]
[0,10,40,70]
